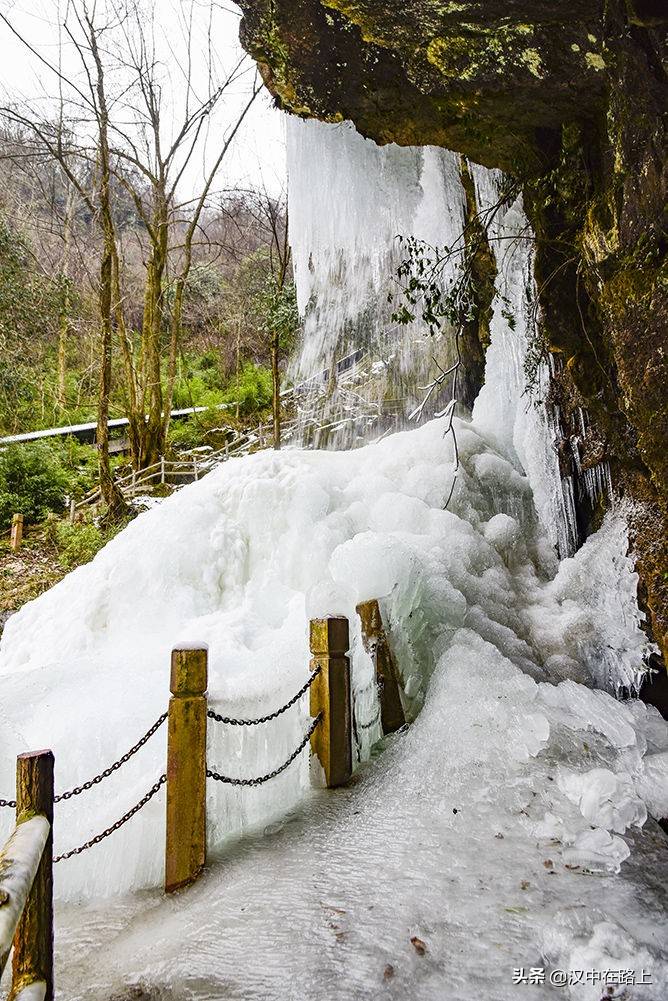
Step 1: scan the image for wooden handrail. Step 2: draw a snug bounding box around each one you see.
[0,750,54,1001]
[0,817,50,978]
[356,599,406,734]
[71,401,390,516]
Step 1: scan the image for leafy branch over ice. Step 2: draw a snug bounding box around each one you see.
[389,181,520,509]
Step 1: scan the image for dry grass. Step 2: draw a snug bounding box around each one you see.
[0,525,68,616]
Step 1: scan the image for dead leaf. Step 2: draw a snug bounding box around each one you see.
[410,936,427,956]
[383,964,395,981]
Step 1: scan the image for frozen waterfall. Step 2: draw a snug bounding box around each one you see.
[287,118,577,558]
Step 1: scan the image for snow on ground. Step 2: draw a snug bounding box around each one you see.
[0,415,667,998]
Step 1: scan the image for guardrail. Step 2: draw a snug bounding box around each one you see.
[69,402,401,518]
[0,601,407,991]
[0,750,54,1001]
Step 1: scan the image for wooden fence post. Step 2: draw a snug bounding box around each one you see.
[165,645,208,894]
[68,499,76,524]
[9,750,54,1001]
[193,457,199,481]
[309,617,352,788]
[10,514,23,553]
[160,455,166,485]
[356,599,406,735]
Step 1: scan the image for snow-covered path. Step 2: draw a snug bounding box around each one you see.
[52,641,668,1001]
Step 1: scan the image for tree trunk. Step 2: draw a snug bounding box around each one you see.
[145,218,168,467]
[90,22,126,521]
[271,332,281,450]
[56,185,75,411]
[97,242,125,521]
[236,317,241,421]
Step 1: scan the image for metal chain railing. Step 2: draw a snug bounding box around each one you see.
[3,669,326,861]
[356,709,381,732]
[54,712,167,802]
[207,714,322,787]
[2,711,167,808]
[207,668,320,727]
[53,774,166,863]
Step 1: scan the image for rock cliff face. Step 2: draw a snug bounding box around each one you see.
[237,0,668,665]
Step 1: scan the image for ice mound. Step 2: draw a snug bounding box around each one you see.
[51,606,668,1000]
[0,416,662,901]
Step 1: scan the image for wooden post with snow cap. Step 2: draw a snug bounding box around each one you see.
[7,749,54,1001]
[10,514,23,552]
[309,617,352,788]
[356,599,406,735]
[165,644,208,894]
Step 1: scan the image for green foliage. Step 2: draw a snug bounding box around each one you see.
[0,438,115,529]
[0,216,64,433]
[221,362,272,415]
[167,363,273,450]
[390,235,515,337]
[256,276,300,352]
[0,442,70,528]
[45,516,128,570]
[51,521,104,569]
[171,351,227,410]
[167,416,206,450]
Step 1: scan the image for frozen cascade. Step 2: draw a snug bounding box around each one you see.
[286,119,468,433]
[288,119,580,560]
[0,119,663,997]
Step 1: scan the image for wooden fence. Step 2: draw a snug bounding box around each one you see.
[0,601,406,994]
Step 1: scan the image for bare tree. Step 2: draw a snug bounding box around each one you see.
[242,186,296,448]
[1,0,261,501]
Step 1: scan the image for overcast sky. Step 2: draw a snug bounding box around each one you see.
[0,0,287,197]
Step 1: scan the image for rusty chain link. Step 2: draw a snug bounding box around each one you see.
[5,672,324,855]
[356,709,381,732]
[207,668,320,727]
[53,774,166,863]
[207,713,322,787]
[54,712,168,802]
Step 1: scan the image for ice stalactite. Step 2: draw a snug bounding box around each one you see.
[287,120,573,560]
[286,118,468,439]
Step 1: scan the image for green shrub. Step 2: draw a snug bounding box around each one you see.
[167,363,272,451]
[52,521,104,569]
[220,363,272,416]
[167,416,201,450]
[0,443,70,529]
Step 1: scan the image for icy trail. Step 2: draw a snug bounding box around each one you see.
[22,571,668,999]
